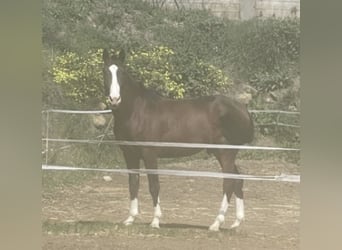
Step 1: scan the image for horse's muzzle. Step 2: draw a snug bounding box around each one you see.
[108,96,121,108]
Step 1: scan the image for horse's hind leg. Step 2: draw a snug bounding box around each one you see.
[147,174,161,228]
[209,149,240,231]
[231,166,245,229]
[123,152,140,226]
[143,152,162,228]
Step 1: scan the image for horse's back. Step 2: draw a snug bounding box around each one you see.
[147,95,253,145]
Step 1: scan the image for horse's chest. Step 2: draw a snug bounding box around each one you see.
[113,117,145,140]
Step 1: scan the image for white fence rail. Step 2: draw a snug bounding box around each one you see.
[42,108,300,128]
[42,138,299,151]
[42,165,300,183]
[42,109,300,115]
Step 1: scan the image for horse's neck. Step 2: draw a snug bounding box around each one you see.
[114,81,144,119]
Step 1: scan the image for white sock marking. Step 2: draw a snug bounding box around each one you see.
[123,198,138,226]
[209,194,229,231]
[151,197,162,228]
[129,198,139,216]
[231,197,245,229]
[235,197,244,221]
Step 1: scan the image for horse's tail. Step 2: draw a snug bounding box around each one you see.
[218,99,254,145]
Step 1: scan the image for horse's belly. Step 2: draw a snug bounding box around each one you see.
[157,147,203,158]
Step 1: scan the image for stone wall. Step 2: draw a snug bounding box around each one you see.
[145,0,300,20]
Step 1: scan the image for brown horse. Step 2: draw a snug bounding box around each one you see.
[102,49,254,231]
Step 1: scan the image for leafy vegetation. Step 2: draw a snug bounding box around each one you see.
[50,45,231,102]
[51,50,104,104]
[229,18,300,94]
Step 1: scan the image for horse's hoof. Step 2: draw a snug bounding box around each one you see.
[230,218,244,229]
[209,222,220,232]
[150,222,160,229]
[123,221,133,226]
[150,218,160,228]
[123,216,135,226]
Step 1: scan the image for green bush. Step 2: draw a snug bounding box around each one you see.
[50,49,104,104]
[51,46,232,103]
[127,46,232,98]
[126,46,185,98]
[228,18,300,93]
[176,58,231,98]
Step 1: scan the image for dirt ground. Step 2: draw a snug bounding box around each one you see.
[42,158,300,250]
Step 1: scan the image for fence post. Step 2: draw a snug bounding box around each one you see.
[45,111,49,166]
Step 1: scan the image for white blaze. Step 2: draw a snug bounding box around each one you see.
[109,64,120,101]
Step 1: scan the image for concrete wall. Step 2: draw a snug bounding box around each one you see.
[145,0,300,20]
[255,0,300,19]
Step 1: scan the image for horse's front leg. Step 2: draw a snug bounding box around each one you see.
[143,151,162,228]
[123,152,140,226]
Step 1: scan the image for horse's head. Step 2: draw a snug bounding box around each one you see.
[102,49,126,109]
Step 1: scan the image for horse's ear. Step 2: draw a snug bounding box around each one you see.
[118,49,126,63]
[103,49,110,64]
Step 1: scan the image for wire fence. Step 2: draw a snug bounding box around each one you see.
[42,165,300,183]
[42,108,300,183]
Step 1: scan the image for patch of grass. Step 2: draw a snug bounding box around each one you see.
[42,220,237,238]
[42,171,98,193]
[43,220,116,235]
